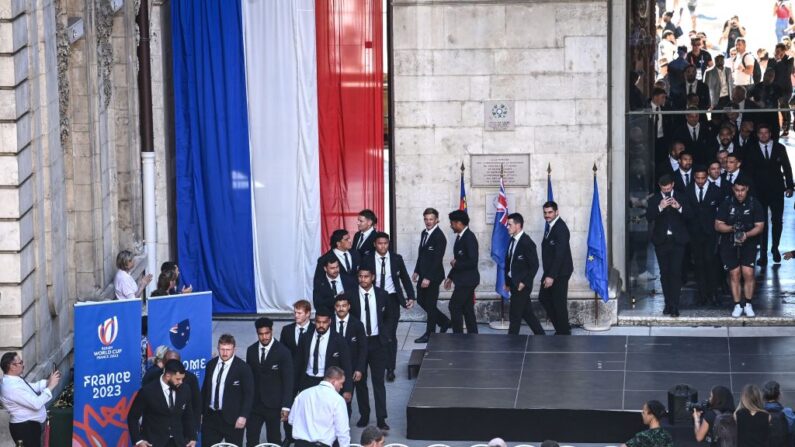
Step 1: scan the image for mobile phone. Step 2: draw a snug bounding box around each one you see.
[52,362,57,373]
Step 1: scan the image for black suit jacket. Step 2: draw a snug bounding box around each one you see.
[646,191,692,245]
[352,230,378,258]
[708,178,732,202]
[313,249,359,285]
[245,340,294,411]
[672,169,694,193]
[346,287,392,345]
[722,170,755,196]
[332,315,368,374]
[504,233,539,288]
[296,330,353,393]
[673,124,711,164]
[141,367,202,427]
[447,229,480,287]
[279,322,315,364]
[745,141,794,198]
[674,81,710,109]
[542,219,574,280]
[413,227,446,284]
[201,356,254,425]
[687,182,722,240]
[361,252,416,305]
[128,378,195,446]
[312,274,356,314]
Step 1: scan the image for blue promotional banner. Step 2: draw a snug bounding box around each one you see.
[147,291,213,384]
[72,299,142,447]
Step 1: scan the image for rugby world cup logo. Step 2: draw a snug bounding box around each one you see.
[98,316,119,346]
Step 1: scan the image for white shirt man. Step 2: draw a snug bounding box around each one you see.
[289,375,350,447]
[209,357,232,409]
[114,269,138,300]
[295,320,311,345]
[733,52,755,86]
[359,286,380,336]
[373,252,395,294]
[332,248,352,272]
[306,331,330,378]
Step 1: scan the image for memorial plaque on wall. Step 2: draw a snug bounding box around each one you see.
[484,100,515,131]
[470,154,530,187]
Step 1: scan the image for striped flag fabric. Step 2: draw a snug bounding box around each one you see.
[490,174,511,301]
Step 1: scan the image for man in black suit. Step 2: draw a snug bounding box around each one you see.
[141,350,202,431]
[246,318,294,446]
[540,203,574,335]
[708,160,732,201]
[278,299,313,446]
[723,153,754,194]
[332,294,367,417]
[352,209,378,258]
[672,151,694,193]
[412,207,451,343]
[650,87,674,166]
[655,140,685,184]
[646,174,692,317]
[688,167,723,305]
[502,212,543,335]
[675,65,710,110]
[201,334,254,447]
[444,210,479,334]
[128,359,197,447]
[313,257,355,314]
[361,232,415,382]
[745,123,794,265]
[296,309,353,398]
[709,126,741,160]
[347,267,391,430]
[314,229,359,284]
[735,119,757,151]
[673,108,711,164]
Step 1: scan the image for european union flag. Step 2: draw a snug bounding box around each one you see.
[491,176,510,301]
[586,174,609,302]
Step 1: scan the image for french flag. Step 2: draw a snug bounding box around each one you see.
[172,0,384,313]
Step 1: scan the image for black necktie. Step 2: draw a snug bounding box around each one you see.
[698,187,704,203]
[455,234,461,244]
[298,327,304,345]
[685,173,690,185]
[364,292,372,336]
[312,334,321,375]
[169,388,174,409]
[765,144,770,160]
[331,280,337,294]
[728,172,734,183]
[343,252,351,271]
[420,231,428,247]
[357,235,363,250]
[380,257,387,289]
[214,362,224,410]
[692,127,696,140]
[260,346,266,364]
[508,238,515,260]
[654,112,659,137]
[339,319,344,336]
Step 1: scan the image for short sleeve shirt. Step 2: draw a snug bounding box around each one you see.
[733,53,755,86]
[114,269,137,300]
[716,196,765,243]
[625,428,674,447]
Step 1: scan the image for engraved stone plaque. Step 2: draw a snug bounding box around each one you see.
[470,154,530,187]
[484,100,515,131]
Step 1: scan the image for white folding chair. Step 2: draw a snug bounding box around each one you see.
[514,444,536,447]
[385,444,409,447]
[427,444,452,447]
[470,444,489,447]
[253,444,282,447]
[349,444,363,447]
[210,443,238,447]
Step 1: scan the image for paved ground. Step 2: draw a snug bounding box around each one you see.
[214,319,795,447]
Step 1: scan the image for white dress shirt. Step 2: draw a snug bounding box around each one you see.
[726,169,740,183]
[717,67,729,96]
[0,376,52,423]
[507,232,522,278]
[259,340,272,363]
[306,331,330,377]
[356,228,374,250]
[709,176,723,188]
[326,275,344,295]
[679,169,692,186]
[332,249,352,271]
[209,357,232,409]
[295,321,311,346]
[422,225,439,246]
[289,381,350,447]
[335,315,350,338]
[759,141,772,159]
[687,123,700,140]
[359,287,380,336]
[160,375,174,409]
[374,252,395,294]
[114,270,137,300]
[669,155,679,172]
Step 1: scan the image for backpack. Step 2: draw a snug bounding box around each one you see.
[742,52,763,84]
[713,410,738,447]
[768,406,792,447]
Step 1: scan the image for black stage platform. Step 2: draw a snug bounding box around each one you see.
[406,334,795,444]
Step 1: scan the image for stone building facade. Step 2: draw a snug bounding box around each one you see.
[392,0,622,326]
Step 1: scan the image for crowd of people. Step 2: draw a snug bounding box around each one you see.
[629,3,795,317]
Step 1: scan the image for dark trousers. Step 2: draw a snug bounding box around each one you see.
[9,421,42,447]
[449,285,478,333]
[295,440,330,447]
[758,193,785,257]
[246,406,282,446]
[355,336,388,422]
[691,235,718,302]
[539,276,571,335]
[385,293,400,371]
[201,410,244,447]
[417,282,450,334]
[299,374,323,391]
[508,284,544,335]
[654,239,686,311]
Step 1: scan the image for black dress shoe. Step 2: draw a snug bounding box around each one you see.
[414,334,430,343]
[356,416,369,427]
[773,248,782,263]
[439,321,451,333]
[663,306,671,315]
[386,370,396,382]
[671,309,680,317]
[377,421,390,431]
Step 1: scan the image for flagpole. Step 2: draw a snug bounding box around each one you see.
[584,163,610,332]
[490,163,510,330]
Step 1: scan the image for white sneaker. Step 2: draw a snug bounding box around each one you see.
[732,304,743,318]
[744,303,755,317]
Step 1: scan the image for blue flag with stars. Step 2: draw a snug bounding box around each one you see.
[585,174,609,302]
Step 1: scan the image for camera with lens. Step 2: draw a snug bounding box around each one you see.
[733,222,746,246]
[686,399,711,413]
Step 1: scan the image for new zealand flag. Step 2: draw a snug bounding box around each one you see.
[169,319,191,349]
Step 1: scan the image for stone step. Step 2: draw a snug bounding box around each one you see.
[618,313,795,327]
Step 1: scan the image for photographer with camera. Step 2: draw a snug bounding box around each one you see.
[693,385,736,446]
[715,179,765,318]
